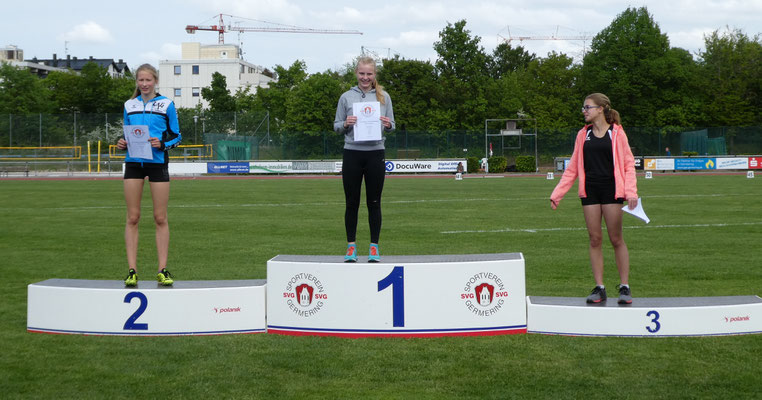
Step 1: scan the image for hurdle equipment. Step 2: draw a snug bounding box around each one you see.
[27,279,266,335]
[266,253,526,337]
[527,295,762,337]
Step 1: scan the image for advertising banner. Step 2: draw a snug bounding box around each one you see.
[207,162,250,174]
[675,158,716,170]
[644,158,675,171]
[716,158,749,170]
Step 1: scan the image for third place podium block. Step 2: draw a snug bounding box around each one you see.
[266,253,526,337]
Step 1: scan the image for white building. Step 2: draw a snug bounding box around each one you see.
[158,42,274,109]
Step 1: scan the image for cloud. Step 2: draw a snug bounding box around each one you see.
[190,0,303,24]
[59,21,114,44]
[137,43,183,66]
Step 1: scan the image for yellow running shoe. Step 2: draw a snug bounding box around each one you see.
[157,268,174,286]
[124,269,138,287]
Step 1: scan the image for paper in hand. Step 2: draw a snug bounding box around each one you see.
[352,101,382,141]
[123,125,153,160]
[622,197,649,223]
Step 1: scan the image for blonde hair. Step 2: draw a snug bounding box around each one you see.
[585,93,621,125]
[355,56,386,105]
[131,64,159,99]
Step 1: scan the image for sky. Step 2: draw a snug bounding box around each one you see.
[3,0,761,74]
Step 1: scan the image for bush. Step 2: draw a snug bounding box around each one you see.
[488,156,507,173]
[466,157,480,173]
[515,155,536,172]
[682,151,699,157]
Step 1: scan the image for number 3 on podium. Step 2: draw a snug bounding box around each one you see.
[378,267,405,327]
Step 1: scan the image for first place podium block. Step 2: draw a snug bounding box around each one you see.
[266,253,526,337]
[28,279,267,336]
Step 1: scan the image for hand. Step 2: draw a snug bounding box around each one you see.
[149,137,162,148]
[550,199,558,210]
[627,197,638,210]
[116,138,127,150]
[344,116,357,128]
[380,116,392,129]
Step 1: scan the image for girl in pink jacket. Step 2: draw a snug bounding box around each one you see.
[550,93,638,305]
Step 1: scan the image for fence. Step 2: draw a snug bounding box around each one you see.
[1,113,761,168]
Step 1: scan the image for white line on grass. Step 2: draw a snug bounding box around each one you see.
[441,221,762,234]
[30,192,757,211]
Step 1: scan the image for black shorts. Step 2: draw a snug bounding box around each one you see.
[581,180,623,205]
[124,162,170,182]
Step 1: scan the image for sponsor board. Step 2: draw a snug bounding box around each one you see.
[248,161,293,174]
[634,157,643,170]
[748,157,762,169]
[716,158,749,170]
[384,160,466,173]
[266,254,526,337]
[207,162,250,174]
[675,158,716,170]
[644,158,675,171]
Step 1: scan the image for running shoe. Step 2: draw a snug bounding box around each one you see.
[617,284,633,304]
[157,268,174,286]
[124,269,138,287]
[586,286,607,303]
[368,243,380,263]
[344,244,357,263]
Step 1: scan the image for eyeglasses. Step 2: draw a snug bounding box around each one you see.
[581,105,601,112]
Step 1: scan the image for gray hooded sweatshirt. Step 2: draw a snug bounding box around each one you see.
[334,86,395,151]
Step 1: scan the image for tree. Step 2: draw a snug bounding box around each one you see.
[433,20,490,130]
[377,57,442,131]
[245,60,308,132]
[698,28,762,126]
[201,72,236,112]
[489,43,536,79]
[0,63,55,114]
[579,7,678,126]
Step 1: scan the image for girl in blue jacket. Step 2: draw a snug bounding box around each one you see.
[117,63,181,286]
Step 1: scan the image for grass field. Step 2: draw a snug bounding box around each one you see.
[1,173,761,399]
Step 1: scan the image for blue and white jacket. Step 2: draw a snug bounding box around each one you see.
[123,94,182,164]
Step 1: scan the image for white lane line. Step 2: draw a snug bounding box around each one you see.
[441,221,762,234]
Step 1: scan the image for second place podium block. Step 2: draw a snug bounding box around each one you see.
[266,253,527,337]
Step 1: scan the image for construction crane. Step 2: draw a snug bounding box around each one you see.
[498,25,589,44]
[186,14,363,44]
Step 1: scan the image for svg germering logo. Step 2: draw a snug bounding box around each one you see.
[460,272,508,316]
[283,273,327,317]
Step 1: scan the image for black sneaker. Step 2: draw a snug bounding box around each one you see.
[617,284,633,304]
[586,286,607,303]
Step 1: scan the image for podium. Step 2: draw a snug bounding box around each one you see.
[27,279,267,335]
[266,253,527,337]
[527,295,762,337]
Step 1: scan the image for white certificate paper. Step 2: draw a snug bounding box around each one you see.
[123,125,153,160]
[352,101,382,141]
[622,197,650,224]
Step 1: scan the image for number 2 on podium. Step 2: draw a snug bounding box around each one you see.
[378,266,405,327]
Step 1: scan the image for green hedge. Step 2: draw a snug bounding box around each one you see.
[515,155,536,172]
[466,157,480,173]
[488,156,507,173]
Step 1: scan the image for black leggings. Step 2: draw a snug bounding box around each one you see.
[343,149,385,243]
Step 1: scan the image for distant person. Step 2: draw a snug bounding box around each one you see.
[665,147,671,156]
[116,64,181,286]
[549,93,638,304]
[334,56,395,262]
[456,162,465,174]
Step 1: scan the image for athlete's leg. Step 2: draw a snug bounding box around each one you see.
[124,179,145,271]
[342,149,363,243]
[364,150,385,244]
[582,204,605,285]
[602,203,629,285]
[149,181,170,272]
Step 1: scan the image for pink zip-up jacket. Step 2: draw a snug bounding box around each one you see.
[550,123,638,205]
